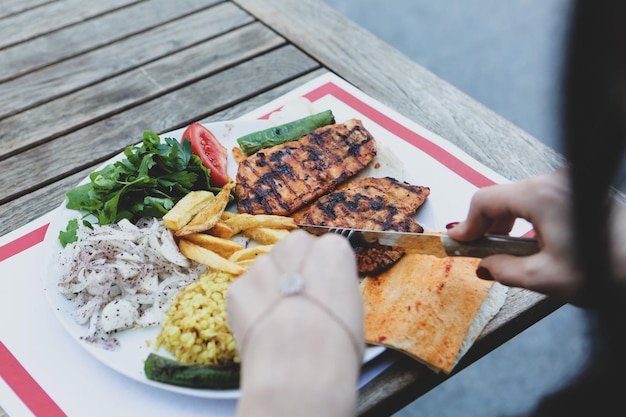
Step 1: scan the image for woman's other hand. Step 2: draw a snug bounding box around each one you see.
[448,170,585,304]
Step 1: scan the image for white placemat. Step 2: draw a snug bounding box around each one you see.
[0,73,530,416]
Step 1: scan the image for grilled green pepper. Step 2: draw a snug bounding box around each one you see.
[143,353,240,389]
[236,109,335,155]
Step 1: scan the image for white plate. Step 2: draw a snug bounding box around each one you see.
[42,120,385,400]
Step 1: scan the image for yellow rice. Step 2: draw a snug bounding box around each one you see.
[155,270,239,365]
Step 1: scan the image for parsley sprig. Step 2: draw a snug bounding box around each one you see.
[60,131,218,246]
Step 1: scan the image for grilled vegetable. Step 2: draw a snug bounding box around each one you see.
[236,109,335,155]
[143,353,240,389]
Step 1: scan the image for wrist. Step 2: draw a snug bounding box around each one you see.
[238,372,357,417]
[235,297,361,417]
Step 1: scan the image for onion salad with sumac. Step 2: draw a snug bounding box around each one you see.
[56,217,206,349]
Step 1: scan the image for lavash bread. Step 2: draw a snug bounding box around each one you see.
[454,280,508,369]
[360,254,508,374]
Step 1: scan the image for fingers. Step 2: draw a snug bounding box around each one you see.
[302,232,359,297]
[448,181,533,241]
[227,230,316,331]
[226,230,363,354]
[448,172,571,242]
[445,171,585,303]
[475,252,583,302]
[226,254,277,343]
[265,229,317,273]
[301,233,363,340]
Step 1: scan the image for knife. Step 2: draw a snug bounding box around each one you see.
[298,224,540,258]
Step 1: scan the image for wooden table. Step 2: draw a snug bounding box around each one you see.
[0,1,576,416]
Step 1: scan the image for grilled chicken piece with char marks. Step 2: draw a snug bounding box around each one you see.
[354,242,407,277]
[294,176,431,276]
[293,176,430,232]
[235,119,377,216]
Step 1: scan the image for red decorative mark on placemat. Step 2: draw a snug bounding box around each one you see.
[303,82,496,188]
[0,342,66,416]
[0,224,49,263]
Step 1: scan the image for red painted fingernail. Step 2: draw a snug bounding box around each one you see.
[445,222,460,230]
[476,267,494,280]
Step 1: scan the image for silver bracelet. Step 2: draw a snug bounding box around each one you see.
[237,272,364,361]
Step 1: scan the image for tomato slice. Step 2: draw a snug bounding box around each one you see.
[182,122,229,188]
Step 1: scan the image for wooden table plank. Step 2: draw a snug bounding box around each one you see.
[0,46,319,209]
[0,2,256,119]
[0,70,328,237]
[0,0,142,49]
[0,0,221,82]
[0,0,52,19]
[0,22,285,161]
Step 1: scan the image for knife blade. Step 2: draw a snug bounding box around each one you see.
[298,224,540,258]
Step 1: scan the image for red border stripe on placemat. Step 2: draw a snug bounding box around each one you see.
[303,82,496,188]
[0,223,63,416]
[0,342,66,417]
[0,224,49,262]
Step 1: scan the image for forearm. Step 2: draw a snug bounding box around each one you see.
[237,365,357,417]
[235,298,360,417]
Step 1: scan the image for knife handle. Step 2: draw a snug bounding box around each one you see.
[441,234,540,258]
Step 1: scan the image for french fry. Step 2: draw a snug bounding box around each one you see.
[175,182,235,237]
[220,211,237,220]
[206,220,237,239]
[224,213,298,235]
[232,146,247,164]
[243,227,291,245]
[182,233,245,259]
[178,239,246,275]
[235,258,256,270]
[228,245,274,263]
[162,191,215,231]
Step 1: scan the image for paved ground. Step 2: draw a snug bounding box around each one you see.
[321,1,590,416]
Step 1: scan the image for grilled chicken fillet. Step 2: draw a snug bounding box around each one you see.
[354,243,407,276]
[236,119,377,215]
[294,176,431,276]
[294,176,430,232]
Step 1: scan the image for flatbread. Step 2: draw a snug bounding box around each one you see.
[455,280,508,368]
[360,253,507,374]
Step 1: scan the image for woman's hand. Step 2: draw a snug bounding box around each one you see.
[447,170,586,304]
[227,230,364,417]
